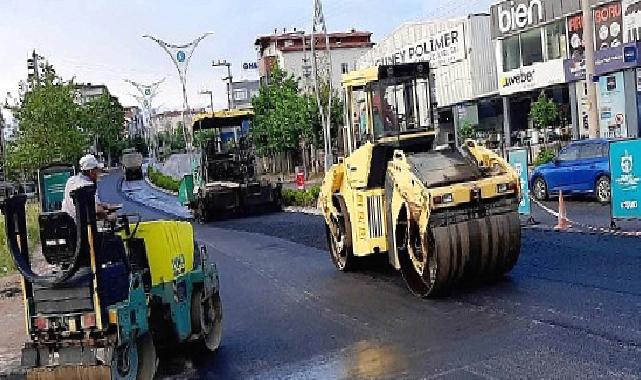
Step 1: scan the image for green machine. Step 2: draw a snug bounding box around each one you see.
[38,164,75,212]
[2,185,223,379]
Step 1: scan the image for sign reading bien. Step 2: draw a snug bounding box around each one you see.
[610,139,641,220]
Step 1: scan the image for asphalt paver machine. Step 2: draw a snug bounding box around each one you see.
[319,63,522,298]
[1,185,222,379]
[183,110,282,222]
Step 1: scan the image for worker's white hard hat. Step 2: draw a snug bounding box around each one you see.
[79,154,104,171]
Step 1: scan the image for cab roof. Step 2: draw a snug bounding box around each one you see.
[192,109,254,130]
[341,66,378,88]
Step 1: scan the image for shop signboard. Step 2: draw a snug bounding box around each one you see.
[508,148,531,216]
[564,41,641,82]
[567,13,585,79]
[373,24,466,68]
[623,0,641,43]
[594,1,623,51]
[609,139,641,220]
[499,59,566,96]
[597,71,628,138]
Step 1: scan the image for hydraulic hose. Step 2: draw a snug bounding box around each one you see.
[2,186,97,287]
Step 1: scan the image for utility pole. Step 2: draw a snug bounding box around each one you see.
[213,60,233,110]
[143,32,213,150]
[581,0,600,139]
[312,0,334,172]
[199,90,215,113]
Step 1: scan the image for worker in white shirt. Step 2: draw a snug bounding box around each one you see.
[61,154,119,221]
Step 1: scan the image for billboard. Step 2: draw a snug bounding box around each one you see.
[597,71,628,138]
[594,2,624,50]
[610,139,641,219]
[508,148,531,216]
[623,0,641,43]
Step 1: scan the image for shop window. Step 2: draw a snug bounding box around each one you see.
[521,28,544,66]
[502,35,521,71]
[546,21,567,61]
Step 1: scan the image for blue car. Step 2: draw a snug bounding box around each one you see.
[530,139,611,204]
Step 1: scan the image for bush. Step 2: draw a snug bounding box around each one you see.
[148,166,180,193]
[281,185,321,207]
[534,148,556,166]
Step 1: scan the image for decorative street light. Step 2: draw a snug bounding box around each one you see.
[125,78,165,158]
[199,90,215,113]
[143,32,213,149]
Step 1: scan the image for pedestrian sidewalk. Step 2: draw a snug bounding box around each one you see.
[120,177,192,220]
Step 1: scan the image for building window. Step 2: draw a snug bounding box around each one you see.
[546,21,567,61]
[521,28,544,66]
[502,35,521,71]
[233,89,248,101]
[341,63,349,74]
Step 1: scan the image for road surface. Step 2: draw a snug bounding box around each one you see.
[103,172,641,379]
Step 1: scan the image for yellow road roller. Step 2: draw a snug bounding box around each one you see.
[319,63,522,298]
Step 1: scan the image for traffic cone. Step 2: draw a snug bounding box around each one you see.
[555,190,571,230]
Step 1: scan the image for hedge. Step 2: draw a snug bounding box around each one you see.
[282,185,321,207]
[147,166,180,193]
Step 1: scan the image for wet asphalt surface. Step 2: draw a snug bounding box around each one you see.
[99,172,641,379]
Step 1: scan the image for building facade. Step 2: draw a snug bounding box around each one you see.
[490,0,641,146]
[255,29,374,91]
[356,14,503,146]
[230,80,260,109]
[124,106,145,139]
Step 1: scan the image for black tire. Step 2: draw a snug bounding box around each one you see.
[326,196,356,271]
[532,177,548,201]
[191,287,223,353]
[110,335,157,380]
[595,176,611,204]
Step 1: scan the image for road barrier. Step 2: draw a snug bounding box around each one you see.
[531,196,641,237]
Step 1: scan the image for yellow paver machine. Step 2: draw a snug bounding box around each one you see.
[319,63,522,297]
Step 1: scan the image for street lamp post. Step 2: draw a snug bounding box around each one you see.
[212,60,233,110]
[143,32,213,150]
[125,78,164,158]
[581,0,600,139]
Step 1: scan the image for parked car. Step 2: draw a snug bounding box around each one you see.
[530,139,611,204]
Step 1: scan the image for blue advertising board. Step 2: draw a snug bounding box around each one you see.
[610,139,641,220]
[508,148,531,216]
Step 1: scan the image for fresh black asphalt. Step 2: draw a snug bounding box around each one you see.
[100,171,641,379]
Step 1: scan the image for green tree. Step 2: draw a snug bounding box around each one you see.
[8,73,88,178]
[530,91,558,129]
[252,65,308,159]
[83,93,125,165]
[458,121,476,144]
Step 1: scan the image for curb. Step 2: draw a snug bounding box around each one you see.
[144,175,178,196]
[283,206,323,216]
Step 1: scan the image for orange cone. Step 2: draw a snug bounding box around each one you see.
[555,190,571,230]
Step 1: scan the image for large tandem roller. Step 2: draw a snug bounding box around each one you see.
[319,63,522,297]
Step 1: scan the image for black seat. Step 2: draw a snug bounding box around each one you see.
[39,212,77,267]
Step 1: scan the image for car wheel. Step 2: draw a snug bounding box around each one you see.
[533,177,548,201]
[596,176,611,204]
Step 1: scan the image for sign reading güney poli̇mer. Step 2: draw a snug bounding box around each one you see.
[374,24,466,68]
[610,139,641,219]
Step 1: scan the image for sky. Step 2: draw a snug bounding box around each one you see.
[0,0,494,121]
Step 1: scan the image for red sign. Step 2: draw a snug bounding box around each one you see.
[296,172,305,190]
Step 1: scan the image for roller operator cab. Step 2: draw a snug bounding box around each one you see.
[319,63,523,298]
[1,185,222,379]
[122,148,144,181]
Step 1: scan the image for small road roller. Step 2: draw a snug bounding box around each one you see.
[319,63,522,298]
[122,149,144,182]
[1,185,222,379]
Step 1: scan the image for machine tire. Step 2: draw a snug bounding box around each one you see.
[111,335,156,380]
[197,199,210,224]
[533,177,548,201]
[595,176,611,204]
[136,334,157,380]
[192,288,223,353]
[326,196,356,271]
